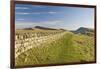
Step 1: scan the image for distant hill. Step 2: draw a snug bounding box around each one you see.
[19,26,67,31]
[71,27,94,36]
[34,26,59,30]
[23,28,34,30]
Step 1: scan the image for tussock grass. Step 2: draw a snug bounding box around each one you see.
[15,31,95,66]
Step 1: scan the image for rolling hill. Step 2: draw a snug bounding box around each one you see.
[71,27,94,36]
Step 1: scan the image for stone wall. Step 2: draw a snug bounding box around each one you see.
[15,31,66,58]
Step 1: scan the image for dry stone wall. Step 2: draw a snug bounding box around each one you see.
[15,31,66,58]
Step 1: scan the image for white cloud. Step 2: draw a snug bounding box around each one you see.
[43,20,62,25]
[16,11,58,15]
[48,12,57,14]
[15,22,44,29]
[15,20,62,29]
[16,12,30,15]
[31,11,57,14]
[15,7,29,9]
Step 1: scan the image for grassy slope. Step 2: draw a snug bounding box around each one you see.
[15,32,95,66]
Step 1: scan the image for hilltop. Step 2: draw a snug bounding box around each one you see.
[71,27,94,36]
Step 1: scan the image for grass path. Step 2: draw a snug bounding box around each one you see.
[15,32,95,66]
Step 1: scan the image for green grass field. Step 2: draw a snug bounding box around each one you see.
[15,30,95,66]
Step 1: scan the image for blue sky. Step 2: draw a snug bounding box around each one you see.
[15,4,94,30]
